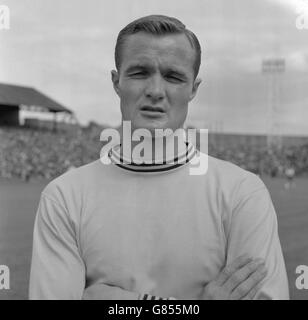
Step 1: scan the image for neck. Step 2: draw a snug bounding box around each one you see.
[119,127,187,164]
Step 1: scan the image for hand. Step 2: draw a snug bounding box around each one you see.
[201,255,267,300]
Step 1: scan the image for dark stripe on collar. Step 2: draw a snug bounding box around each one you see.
[109,142,196,173]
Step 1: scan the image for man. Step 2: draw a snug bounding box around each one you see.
[284,164,296,190]
[29,15,289,299]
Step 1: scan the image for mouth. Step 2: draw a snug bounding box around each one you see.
[140,106,165,115]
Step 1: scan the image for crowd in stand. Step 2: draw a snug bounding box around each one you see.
[0,126,102,181]
[209,143,308,177]
[0,126,308,181]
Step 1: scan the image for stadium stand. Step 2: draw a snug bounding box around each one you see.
[0,125,308,181]
[0,125,102,181]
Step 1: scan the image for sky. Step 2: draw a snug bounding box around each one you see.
[0,0,308,135]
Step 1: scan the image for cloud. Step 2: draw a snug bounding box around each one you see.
[268,0,308,13]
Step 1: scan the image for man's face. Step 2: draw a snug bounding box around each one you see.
[112,32,201,132]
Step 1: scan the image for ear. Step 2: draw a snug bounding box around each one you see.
[111,70,120,97]
[189,77,202,102]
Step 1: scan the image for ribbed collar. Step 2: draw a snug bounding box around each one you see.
[108,131,196,173]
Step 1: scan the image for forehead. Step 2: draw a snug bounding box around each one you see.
[120,32,195,74]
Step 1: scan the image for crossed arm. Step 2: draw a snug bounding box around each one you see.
[29,183,289,300]
[82,255,268,300]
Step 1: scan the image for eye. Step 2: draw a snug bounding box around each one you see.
[130,71,148,78]
[165,75,183,83]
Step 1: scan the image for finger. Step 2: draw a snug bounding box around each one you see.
[230,265,267,300]
[216,254,253,285]
[224,259,265,292]
[241,279,266,300]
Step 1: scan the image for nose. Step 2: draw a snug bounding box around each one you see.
[144,74,165,102]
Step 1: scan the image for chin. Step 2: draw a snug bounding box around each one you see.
[132,119,170,133]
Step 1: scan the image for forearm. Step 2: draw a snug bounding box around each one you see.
[83,283,139,300]
[83,283,176,300]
